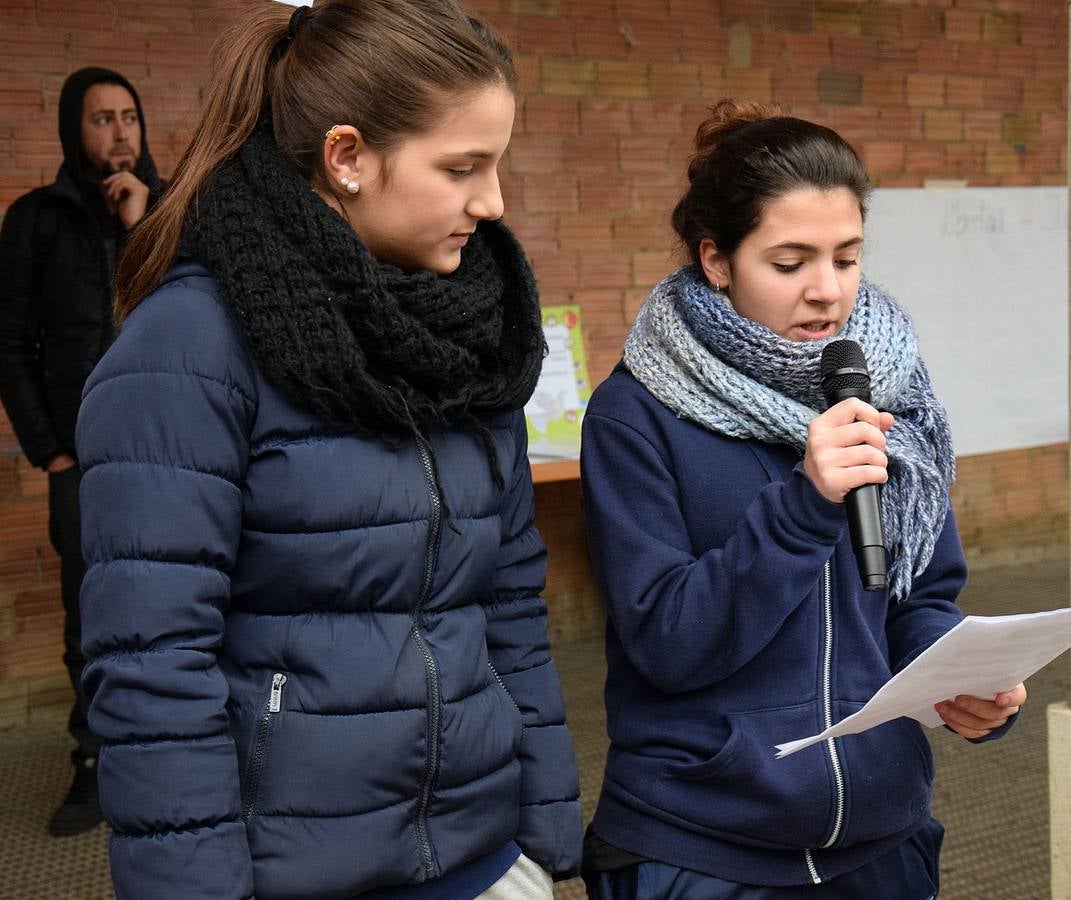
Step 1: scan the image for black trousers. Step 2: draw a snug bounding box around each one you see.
[48,466,100,765]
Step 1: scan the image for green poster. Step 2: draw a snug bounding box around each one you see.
[525,305,591,460]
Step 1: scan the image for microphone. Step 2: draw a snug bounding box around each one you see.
[819,339,887,592]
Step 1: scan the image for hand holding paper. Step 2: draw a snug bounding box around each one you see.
[934,682,1026,740]
[775,608,1071,759]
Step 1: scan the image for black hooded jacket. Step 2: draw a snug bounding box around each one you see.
[0,67,162,467]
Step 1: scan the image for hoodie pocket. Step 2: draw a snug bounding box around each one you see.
[241,672,287,824]
[833,699,935,844]
[660,701,833,849]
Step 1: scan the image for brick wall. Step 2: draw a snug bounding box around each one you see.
[0,0,1066,718]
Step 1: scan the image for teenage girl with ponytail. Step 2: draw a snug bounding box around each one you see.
[76,3,581,897]
[579,99,1025,898]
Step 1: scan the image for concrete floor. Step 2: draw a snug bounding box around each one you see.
[1,553,1066,899]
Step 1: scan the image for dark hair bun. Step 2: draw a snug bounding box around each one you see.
[689,98,783,182]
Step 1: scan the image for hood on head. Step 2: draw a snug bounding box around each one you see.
[57,66,160,192]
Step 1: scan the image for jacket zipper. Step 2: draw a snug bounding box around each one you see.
[242,672,287,822]
[412,436,444,881]
[803,560,846,883]
[488,660,521,715]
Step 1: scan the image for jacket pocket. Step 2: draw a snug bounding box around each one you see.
[833,699,935,845]
[241,672,287,824]
[660,702,833,849]
[488,660,524,752]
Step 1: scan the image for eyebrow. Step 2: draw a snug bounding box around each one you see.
[767,237,863,253]
[90,107,138,117]
[440,150,494,160]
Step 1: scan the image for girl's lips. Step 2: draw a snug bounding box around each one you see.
[793,321,837,340]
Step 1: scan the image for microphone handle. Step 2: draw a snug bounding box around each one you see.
[847,482,886,591]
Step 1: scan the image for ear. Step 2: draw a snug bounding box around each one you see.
[320,124,374,197]
[698,237,731,291]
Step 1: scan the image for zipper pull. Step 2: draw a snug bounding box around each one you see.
[268,673,287,713]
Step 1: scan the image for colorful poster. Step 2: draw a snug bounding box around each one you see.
[524,305,590,460]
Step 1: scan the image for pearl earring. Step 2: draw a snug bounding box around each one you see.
[340,176,359,195]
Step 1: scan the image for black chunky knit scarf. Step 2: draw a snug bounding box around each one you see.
[186,125,544,487]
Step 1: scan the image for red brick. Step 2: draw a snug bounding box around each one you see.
[579,99,631,136]
[571,290,626,328]
[523,174,579,213]
[648,63,701,101]
[923,108,964,141]
[983,142,1023,176]
[678,23,729,65]
[723,67,773,102]
[903,142,946,175]
[632,250,675,286]
[563,135,618,175]
[830,36,879,73]
[814,2,862,36]
[579,175,630,213]
[508,216,559,253]
[557,216,613,253]
[783,33,832,69]
[596,61,650,99]
[945,9,983,42]
[860,5,902,41]
[946,76,986,109]
[861,142,905,174]
[983,77,1024,110]
[515,14,576,55]
[118,1,196,34]
[994,44,1036,80]
[964,110,1004,142]
[617,18,680,61]
[877,43,920,73]
[944,143,985,177]
[619,136,670,173]
[900,8,944,40]
[1021,141,1063,177]
[523,97,579,135]
[720,0,768,29]
[505,135,565,175]
[542,58,597,96]
[629,101,684,137]
[36,0,114,30]
[579,252,631,289]
[770,0,813,32]
[954,42,998,77]
[611,213,672,252]
[982,11,1021,44]
[528,250,579,291]
[574,18,631,59]
[862,73,905,107]
[906,73,945,107]
[773,71,819,106]
[631,175,685,213]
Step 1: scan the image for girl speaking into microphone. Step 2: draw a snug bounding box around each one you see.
[579,98,1025,899]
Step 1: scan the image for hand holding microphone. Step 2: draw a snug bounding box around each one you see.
[803,340,893,591]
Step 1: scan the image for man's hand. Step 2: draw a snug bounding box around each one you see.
[102,171,150,229]
[45,453,77,473]
[935,683,1027,739]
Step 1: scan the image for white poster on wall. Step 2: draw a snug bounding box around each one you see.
[863,186,1068,458]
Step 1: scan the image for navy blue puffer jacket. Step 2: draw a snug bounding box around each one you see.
[77,260,582,899]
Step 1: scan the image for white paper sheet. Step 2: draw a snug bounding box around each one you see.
[774,608,1071,759]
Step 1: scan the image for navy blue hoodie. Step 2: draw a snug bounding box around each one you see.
[581,365,985,887]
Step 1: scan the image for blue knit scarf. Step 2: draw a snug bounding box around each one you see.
[623,266,956,602]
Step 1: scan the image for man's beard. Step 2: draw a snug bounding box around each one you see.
[105,154,137,175]
[85,148,139,180]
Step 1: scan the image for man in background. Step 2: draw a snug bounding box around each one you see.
[0,67,162,836]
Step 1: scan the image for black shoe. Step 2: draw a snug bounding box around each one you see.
[49,758,102,837]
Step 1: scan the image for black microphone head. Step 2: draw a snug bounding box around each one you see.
[820,339,871,405]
